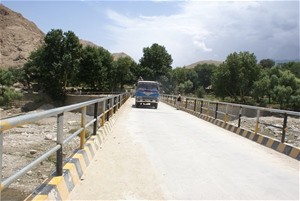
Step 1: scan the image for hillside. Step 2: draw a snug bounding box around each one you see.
[112,52,132,61]
[0,4,45,69]
[0,4,132,70]
[185,60,223,69]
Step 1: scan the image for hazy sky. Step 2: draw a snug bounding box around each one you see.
[2,0,299,67]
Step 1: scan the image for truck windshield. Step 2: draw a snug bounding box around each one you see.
[137,82,158,90]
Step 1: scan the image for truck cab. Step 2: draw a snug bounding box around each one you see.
[135,81,159,109]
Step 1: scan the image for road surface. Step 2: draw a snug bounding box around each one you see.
[67,98,299,200]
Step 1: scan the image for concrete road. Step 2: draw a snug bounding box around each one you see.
[67,98,299,200]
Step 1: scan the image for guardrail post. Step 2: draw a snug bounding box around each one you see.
[0,132,3,198]
[56,113,64,176]
[80,107,86,149]
[254,110,260,134]
[238,106,242,127]
[93,102,98,135]
[200,100,203,114]
[102,101,105,126]
[194,99,197,111]
[215,103,219,119]
[120,94,123,106]
[106,99,110,122]
[185,98,188,109]
[281,113,288,143]
[224,104,229,123]
[206,102,210,116]
[110,97,114,116]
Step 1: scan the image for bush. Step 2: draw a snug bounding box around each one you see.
[196,86,206,98]
[258,98,268,107]
[0,88,23,107]
[223,96,235,103]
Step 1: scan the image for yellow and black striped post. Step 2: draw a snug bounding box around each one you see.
[80,107,86,149]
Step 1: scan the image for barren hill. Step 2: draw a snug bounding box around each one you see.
[0,4,45,69]
[185,60,223,69]
[112,52,132,61]
[0,4,127,69]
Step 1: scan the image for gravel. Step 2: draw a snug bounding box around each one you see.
[1,106,93,201]
[229,116,300,147]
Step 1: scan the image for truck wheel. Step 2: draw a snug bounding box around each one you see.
[154,103,158,109]
[136,102,140,108]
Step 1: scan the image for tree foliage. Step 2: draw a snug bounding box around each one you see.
[139,43,173,80]
[0,69,14,89]
[0,69,22,106]
[193,64,214,88]
[111,56,137,91]
[78,46,112,91]
[24,29,82,100]
[259,59,275,69]
[212,51,259,102]
[279,62,300,79]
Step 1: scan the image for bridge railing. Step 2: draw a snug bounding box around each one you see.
[161,94,300,145]
[0,92,130,194]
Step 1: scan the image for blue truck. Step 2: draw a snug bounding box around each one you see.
[135,81,159,109]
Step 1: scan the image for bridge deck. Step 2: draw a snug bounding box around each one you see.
[67,98,299,200]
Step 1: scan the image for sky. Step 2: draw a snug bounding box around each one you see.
[2,0,300,67]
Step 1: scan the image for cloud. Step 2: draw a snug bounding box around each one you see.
[104,1,299,67]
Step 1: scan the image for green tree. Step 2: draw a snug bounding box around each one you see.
[0,69,14,93]
[0,88,22,107]
[212,51,259,102]
[184,80,194,94]
[23,48,44,88]
[259,59,275,69]
[196,86,206,98]
[272,70,300,109]
[0,69,22,106]
[290,88,300,111]
[139,43,173,80]
[193,63,215,88]
[8,68,25,85]
[172,67,187,86]
[280,62,300,79]
[78,46,112,91]
[61,31,82,87]
[273,85,293,109]
[24,29,82,100]
[251,74,270,102]
[185,69,198,92]
[111,56,137,91]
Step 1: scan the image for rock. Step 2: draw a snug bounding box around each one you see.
[41,175,48,180]
[29,149,37,155]
[68,120,77,125]
[26,171,33,176]
[45,134,52,140]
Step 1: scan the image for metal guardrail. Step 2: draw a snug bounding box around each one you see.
[161,94,300,145]
[0,92,130,198]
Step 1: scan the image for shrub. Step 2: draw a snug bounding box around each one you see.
[196,86,206,98]
[0,88,23,107]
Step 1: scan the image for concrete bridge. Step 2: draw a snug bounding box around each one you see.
[0,94,299,200]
